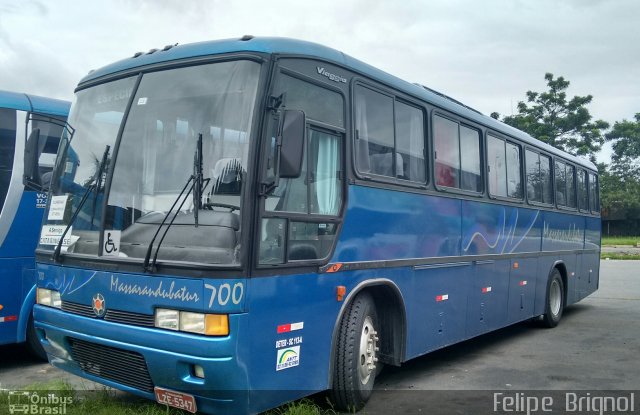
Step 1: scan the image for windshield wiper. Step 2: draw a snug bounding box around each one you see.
[52,145,110,262]
[143,134,207,272]
[142,175,195,272]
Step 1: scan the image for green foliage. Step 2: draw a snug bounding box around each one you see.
[606,113,640,180]
[494,73,609,160]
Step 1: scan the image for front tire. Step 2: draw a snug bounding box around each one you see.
[542,269,565,328]
[330,292,380,412]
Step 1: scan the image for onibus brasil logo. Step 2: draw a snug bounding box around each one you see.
[3,385,72,414]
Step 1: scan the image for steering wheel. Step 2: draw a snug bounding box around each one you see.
[203,202,240,211]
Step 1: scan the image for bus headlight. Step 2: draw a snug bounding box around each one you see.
[36,288,62,309]
[154,308,229,336]
[155,309,179,331]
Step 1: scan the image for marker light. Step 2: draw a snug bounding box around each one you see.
[36,288,62,309]
[205,314,229,336]
[154,308,229,336]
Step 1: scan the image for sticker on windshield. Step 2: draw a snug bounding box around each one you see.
[103,230,121,256]
[40,225,72,246]
[137,97,148,105]
[48,195,68,220]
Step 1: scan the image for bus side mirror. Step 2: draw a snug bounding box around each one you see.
[279,110,305,179]
[24,128,42,189]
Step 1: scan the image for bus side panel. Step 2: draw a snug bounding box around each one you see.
[0,258,26,344]
[411,264,469,357]
[245,268,415,412]
[541,211,585,306]
[583,216,601,297]
[507,257,538,324]
[465,259,509,338]
[332,186,462,263]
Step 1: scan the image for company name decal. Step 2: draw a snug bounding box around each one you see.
[543,222,583,243]
[110,275,199,303]
[317,67,347,83]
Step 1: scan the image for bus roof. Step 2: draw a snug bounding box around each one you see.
[79,36,597,171]
[0,90,70,117]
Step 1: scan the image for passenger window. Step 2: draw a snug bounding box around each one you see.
[395,101,425,182]
[589,173,599,213]
[0,108,17,211]
[488,135,522,199]
[577,169,588,211]
[434,115,460,188]
[433,115,481,192]
[566,164,576,208]
[526,150,541,202]
[355,86,394,177]
[506,142,522,198]
[460,126,482,192]
[526,150,554,205]
[555,160,567,206]
[540,155,553,204]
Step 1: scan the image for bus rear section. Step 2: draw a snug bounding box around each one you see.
[0,90,69,357]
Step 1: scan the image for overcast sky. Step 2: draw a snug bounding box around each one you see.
[1,0,639,161]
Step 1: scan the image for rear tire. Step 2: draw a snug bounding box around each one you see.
[330,292,379,412]
[542,269,565,328]
[26,315,47,360]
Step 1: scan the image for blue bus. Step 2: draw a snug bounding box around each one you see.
[0,90,70,358]
[33,37,600,414]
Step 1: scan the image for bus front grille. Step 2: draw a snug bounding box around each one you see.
[61,301,155,327]
[69,338,154,393]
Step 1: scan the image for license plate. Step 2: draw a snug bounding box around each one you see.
[154,387,197,414]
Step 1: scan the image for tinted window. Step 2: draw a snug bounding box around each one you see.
[279,74,344,127]
[460,126,482,192]
[540,155,553,204]
[434,115,460,188]
[506,142,522,198]
[395,101,425,182]
[589,173,599,213]
[525,149,541,202]
[555,160,567,206]
[0,108,17,211]
[577,169,588,211]
[488,135,507,197]
[355,86,394,177]
[566,164,576,208]
[355,86,425,182]
[433,115,481,192]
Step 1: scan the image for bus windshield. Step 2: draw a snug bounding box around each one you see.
[41,60,261,266]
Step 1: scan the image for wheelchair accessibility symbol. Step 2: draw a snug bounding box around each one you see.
[103,230,121,257]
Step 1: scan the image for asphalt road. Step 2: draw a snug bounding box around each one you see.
[0,261,638,414]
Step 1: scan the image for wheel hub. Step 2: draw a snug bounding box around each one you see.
[358,316,379,385]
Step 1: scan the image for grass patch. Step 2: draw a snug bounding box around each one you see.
[601,253,640,260]
[601,236,640,246]
[0,382,332,415]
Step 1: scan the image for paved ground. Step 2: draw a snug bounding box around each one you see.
[0,261,638,414]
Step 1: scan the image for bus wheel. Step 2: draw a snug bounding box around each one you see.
[331,292,379,411]
[542,269,565,328]
[26,316,47,360]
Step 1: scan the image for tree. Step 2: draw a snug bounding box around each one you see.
[491,73,609,161]
[606,113,640,180]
